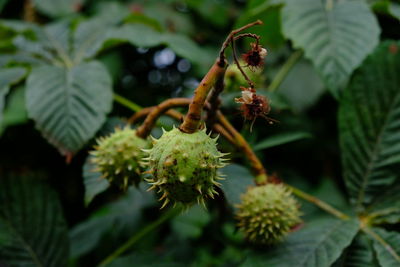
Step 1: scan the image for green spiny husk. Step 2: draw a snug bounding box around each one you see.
[91,126,150,190]
[236,183,301,245]
[142,127,229,208]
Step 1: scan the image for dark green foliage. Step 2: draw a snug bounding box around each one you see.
[0,174,69,267]
[0,0,399,266]
[242,218,359,267]
[282,0,380,93]
[340,41,400,209]
[372,228,400,266]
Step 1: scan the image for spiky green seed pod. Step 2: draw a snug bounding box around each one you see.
[236,183,301,245]
[91,127,150,190]
[143,127,228,208]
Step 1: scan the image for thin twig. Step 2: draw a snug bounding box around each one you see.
[231,37,254,88]
[213,123,236,144]
[136,98,191,138]
[233,33,260,42]
[216,111,350,219]
[219,20,263,65]
[268,50,303,92]
[216,111,268,183]
[288,185,349,220]
[23,0,37,22]
[128,107,183,125]
[130,103,235,144]
[113,93,143,112]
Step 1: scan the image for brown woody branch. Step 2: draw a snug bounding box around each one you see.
[136,98,191,138]
[216,111,268,184]
[179,60,227,133]
[129,107,183,125]
[133,100,235,144]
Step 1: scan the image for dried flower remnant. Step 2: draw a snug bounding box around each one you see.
[242,42,267,71]
[235,86,277,131]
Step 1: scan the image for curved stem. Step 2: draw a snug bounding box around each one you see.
[231,37,254,88]
[216,111,268,183]
[128,107,183,125]
[99,207,180,267]
[23,0,37,22]
[362,227,400,262]
[113,93,143,112]
[288,185,349,220]
[136,98,192,138]
[216,111,349,219]
[219,20,263,64]
[268,50,303,93]
[130,103,235,144]
[179,59,227,133]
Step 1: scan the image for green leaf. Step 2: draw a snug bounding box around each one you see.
[171,205,211,239]
[278,59,325,112]
[69,185,155,259]
[72,17,120,62]
[339,41,400,209]
[372,228,400,266]
[107,25,214,70]
[185,0,231,28]
[0,86,27,135]
[282,0,380,93]
[74,22,163,62]
[11,21,72,65]
[33,0,84,17]
[0,67,26,122]
[367,179,400,224]
[0,0,9,13]
[26,61,112,156]
[0,174,69,266]
[106,24,164,49]
[235,0,285,48]
[333,233,379,267]
[108,252,184,267]
[253,131,312,151]
[242,218,359,267]
[162,33,215,70]
[372,0,400,21]
[220,164,254,207]
[82,155,109,206]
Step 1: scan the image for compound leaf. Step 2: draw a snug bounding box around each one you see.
[0,174,69,267]
[282,0,380,93]
[372,228,400,267]
[0,67,26,122]
[242,218,359,267]
[339,41,400,209]
[26,61,112,156]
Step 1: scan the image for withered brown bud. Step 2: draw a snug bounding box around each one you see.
[235,86,277,131]
[242,43,267,70]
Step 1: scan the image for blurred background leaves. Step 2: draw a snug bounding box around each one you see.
[0,0,399,266]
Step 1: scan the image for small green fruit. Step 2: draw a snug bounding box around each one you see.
[91,127,150,190]
[143,127,228,208]
[225,60,264,91]
[236,183,301,245]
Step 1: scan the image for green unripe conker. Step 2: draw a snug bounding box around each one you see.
[91,126,150,190]
[236,183,301,245]
[143,127,229,208]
